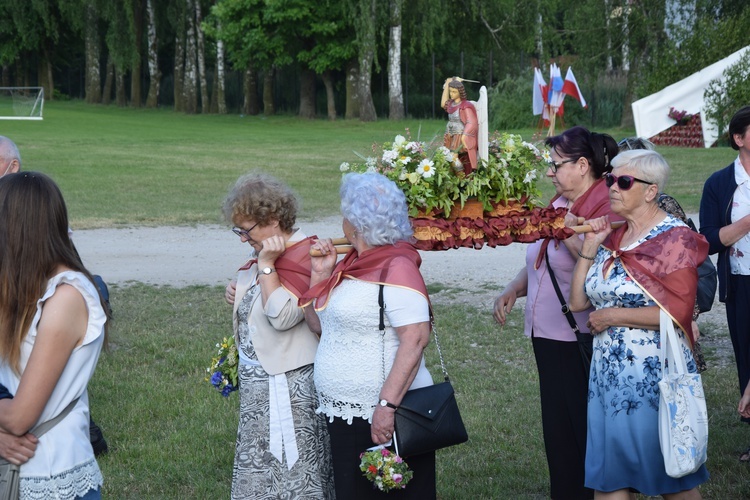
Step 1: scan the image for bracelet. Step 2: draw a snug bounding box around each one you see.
[577,250,596,261]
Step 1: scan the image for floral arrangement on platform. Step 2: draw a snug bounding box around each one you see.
[668,107,694,126]
[359,447,413,492]
[205,335,239,397]
[340,130,548,217]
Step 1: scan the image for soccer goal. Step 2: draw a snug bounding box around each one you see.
[0,87,44,120]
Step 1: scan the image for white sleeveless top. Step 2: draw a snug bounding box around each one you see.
[0,271,106,499]
[314,279,432,424]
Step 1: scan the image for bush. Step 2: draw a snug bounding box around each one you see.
[488,74,537,130]
[703,51,750,146]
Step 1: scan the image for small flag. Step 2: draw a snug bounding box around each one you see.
[562,68,587,108]
[533,67,546,116]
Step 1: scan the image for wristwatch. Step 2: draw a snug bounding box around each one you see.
[379,399,398,410]
[260,267,275,276]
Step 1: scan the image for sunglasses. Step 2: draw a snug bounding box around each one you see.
[604,173,654,191]
[232,222,259,239]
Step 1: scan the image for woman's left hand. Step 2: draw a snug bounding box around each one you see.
[586,308,612,335]
[370,405,396,445]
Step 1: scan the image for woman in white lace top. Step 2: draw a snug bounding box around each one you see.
[301,172,436,499]
[0,172,108,499]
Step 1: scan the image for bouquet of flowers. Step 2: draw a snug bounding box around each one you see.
[359,447,413,493]
[668,107,693,125]
[341,130,548,216]
[205,335,239,397]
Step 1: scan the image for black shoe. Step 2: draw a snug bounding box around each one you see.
[89,417,109,457]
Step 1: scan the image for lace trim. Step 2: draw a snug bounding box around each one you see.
[21,458,103,500]
[316,394,374,424]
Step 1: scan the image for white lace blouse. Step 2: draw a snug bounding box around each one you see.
[314,279,432,424]
[0,271,106,499]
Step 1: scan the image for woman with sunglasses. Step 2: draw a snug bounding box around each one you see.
[222,173,334,499]
[493,126,620,500]
[570,149,709,498]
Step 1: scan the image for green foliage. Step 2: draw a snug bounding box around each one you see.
[488,74,536,130]
[636,3,750,98]
[703,51,750,145]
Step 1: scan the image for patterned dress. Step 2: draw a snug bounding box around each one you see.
[231,285,335,500]
[583,216,709,495]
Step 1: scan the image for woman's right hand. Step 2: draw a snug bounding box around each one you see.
[493,289,517,326]
[583,215,613,247]
[309,239,337,278]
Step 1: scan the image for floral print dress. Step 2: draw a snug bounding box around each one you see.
[583,216,709,495]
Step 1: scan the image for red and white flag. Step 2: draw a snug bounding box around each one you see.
[562,67,587,108]
[532,67,547,116]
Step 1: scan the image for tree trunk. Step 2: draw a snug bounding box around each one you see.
[102,56,114,104]
[299,68,316,119]
[174,14,185,112]
[39,48,54,100]
[84,4,101,104]
[182,0,198,114]
[263,68,275,116]
[131,0,144,107]
[388,0,404,120]
[215,34,227,114]
[345,59,360,119]
[116,68,127,106]
[194,0,209,113]
[1,65,9,87]
[357,0,377,122]
[243,65,259,115]
[145,0,160,108]
[322,70,336,120]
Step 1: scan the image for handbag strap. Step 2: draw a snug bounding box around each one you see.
[660,309,689,375]
[378,284,450,381]
[545,250,580,335]
[31,397,80,438]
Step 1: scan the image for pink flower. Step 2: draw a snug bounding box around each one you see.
[380,448,390,457]
[394,455,403,463]
[393,474,403,483]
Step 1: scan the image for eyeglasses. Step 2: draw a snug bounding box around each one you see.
[547,158,577,173]
[232,222,259,239]
[604,173,655,191]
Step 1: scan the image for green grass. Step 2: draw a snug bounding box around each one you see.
[94,285,748,499]
[0,101,735,228]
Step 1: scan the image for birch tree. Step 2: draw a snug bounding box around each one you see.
[194,0,209,112]
[145,0,160,108]
[84,3,102,103]
[214,27,227,114]
[388,0,404,120]
[182,0,198,113]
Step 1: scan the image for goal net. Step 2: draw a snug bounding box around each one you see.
[0,87,44,120]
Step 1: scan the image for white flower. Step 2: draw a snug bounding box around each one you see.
[541,150,552,162]
[366,165,377,173]
[523,141,540,155]
[453,156,463,168]
[339,162,350,172]
[365,157,377,169]
[393,135,407,147]
[399,155,412,165]
[503,169,511,180]
[381,150,398,166]
[437,146,452,157]
[398,170,407,180]
[523,170,537,183]
[407,172,421,184]
[418,159,435,178]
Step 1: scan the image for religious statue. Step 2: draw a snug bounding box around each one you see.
[441,77,480,174]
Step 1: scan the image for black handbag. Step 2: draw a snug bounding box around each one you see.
[696,257,717,313]
[378,285,468,457]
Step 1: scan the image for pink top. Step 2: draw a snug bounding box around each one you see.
[523,197,594,341]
